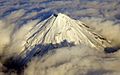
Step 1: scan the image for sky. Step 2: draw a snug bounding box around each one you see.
[0,0,120,75]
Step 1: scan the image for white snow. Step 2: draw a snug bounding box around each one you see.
[24,13,111,49]
[19,13,112,64]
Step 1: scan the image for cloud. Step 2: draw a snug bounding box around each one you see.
[24,45,120,75]
[5,9,26,23]
[7,19,40,55]
[24,45,103,75]
[0,20,15,56]
[80,17,120,47]
[0,13,39,75]
[0,20,16,75]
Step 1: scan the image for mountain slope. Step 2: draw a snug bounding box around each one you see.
[18,13,111,65]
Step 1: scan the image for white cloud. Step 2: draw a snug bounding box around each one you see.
[24,45,120,75]
[24,45,103,75]
[80,17,120,47]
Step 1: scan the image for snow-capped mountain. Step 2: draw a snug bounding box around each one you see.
[18,13,111,65]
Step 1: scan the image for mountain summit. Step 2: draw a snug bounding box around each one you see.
[24,13,111,49]
[18,13,111,65]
